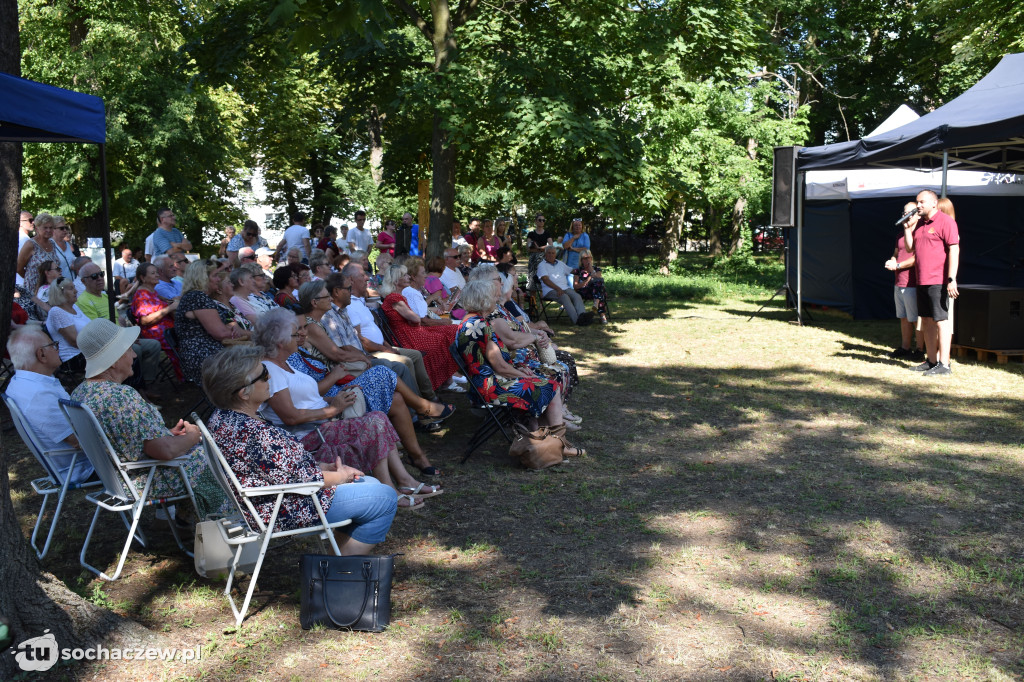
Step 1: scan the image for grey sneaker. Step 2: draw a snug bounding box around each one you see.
[923,363,952,376]
[911,360,937,372]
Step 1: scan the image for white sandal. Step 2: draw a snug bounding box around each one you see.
[398,483,444,499]
[396,494,425,511]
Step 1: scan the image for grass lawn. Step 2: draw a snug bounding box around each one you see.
[6,273,1024,681]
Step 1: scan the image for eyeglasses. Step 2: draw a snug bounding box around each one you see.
[21,217,34,223]
[312,294,331,301]
[38,339,60,352]
[572,218,582,222]
[241,255,255,260]
[238,365,269,392]
[536,218,545,222]
[83,272,104,281]
[55,225,69,231]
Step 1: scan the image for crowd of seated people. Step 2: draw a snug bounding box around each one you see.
[5,211,601,602]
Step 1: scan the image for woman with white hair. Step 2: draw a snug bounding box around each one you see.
[468,265,580,422]
[253,308,441,507]
[379,264,463,392]
[203,345,399,543]
[456,280,583,456]
[45,277,91,373]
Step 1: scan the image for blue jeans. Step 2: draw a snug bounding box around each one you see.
[324,476,397,545]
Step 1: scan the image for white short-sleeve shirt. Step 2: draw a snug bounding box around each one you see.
[263,360,327,438]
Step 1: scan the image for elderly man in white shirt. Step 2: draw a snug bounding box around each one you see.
[537,245,590,325]
[5,325,95,484]
[340,262,439,401]
[439,247,466,294]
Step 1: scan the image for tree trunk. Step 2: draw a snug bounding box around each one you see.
[727,195,747,256]
[426,112,455,262]
[726,137,757,256]
[1,3,150,676]
[367,104,384,188]
[707,207,722,256]
[658,195,686,274]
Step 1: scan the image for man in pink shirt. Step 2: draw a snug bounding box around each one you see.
[904,190,959,376]
[885,202,922,359]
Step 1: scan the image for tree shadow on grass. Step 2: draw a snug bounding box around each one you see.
[7,357,1024,679]
[397,362,1024,677]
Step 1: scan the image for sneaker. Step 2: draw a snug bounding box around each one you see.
[911,360,937,372]
[889,347,912,358]
[923,362,952,376]
[600,314,608,324]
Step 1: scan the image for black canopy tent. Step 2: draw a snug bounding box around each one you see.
[0,72,116,320]
[782,53,1024,321]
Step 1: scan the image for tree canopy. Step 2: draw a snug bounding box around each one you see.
[11,0,1023,261]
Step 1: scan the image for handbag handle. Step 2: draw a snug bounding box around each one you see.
[318,559,373,628]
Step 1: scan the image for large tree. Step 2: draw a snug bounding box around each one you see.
[19,0,249,249]
[0,2,148,678]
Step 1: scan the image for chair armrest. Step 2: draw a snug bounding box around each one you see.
[240,482,323,497]
[122,458,170,470]
[40,447,82,459]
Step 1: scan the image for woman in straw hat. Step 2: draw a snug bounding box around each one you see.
[70,319,228,519]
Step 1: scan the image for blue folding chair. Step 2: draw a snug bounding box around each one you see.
[2,393,99,559]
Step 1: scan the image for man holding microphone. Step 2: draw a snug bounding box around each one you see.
[900,190,960,376]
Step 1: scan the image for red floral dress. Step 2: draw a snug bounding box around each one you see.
[381,292,459,390]
[456,314,559,416]
[131,287,182,381]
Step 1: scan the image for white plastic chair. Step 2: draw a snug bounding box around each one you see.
[2,392,100,559]
[192,414,350,627]
[58,398,197,581]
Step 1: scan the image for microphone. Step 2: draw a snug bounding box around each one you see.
[895,208,919,226]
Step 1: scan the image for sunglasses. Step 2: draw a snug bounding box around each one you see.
[83,272,104,281]
[239,365,269,392]
[242,255,255,260]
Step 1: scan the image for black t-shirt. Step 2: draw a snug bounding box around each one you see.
[527,230,550,251]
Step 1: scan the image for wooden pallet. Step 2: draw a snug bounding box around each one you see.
[953,344,1024,364]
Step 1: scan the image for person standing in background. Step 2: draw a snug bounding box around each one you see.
[885,201,922,359]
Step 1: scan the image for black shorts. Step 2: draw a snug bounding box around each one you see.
[916,284,949,321]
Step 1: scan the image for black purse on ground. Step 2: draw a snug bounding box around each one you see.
[299,554,398,632]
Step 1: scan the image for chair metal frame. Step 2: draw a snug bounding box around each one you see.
[448,343,521,463]
[2,392,101,559]
[58,398,197,581]
[370,307,401,347]
[192,414,349,627]
[528,274,565,324]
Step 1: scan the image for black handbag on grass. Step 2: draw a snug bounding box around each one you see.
[299,554,398,631]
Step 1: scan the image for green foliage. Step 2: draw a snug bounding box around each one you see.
[19,0,249,248]
[603,252,783,302]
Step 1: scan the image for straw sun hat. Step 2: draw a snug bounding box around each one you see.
[77,319,140,378]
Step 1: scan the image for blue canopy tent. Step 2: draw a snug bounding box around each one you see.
[779,53,1024,321]
[0,72,115,319]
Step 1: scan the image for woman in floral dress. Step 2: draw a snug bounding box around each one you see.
[71,320,227,519]
[456,280,566,422]
[174,260,252,384]
[203,345,397,544]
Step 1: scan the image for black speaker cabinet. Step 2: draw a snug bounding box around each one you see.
[954,285,1024,350]
[771,146,800,228]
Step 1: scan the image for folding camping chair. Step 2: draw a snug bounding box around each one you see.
[528,275,565,324]
[58,398,197,581]
[2,393,100,559]
[370,307,401,347]
[192,415,350,627]
[448,343,521,463]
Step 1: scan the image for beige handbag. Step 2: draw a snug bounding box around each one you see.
[339,386,367,420]
[509,424,564,470]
